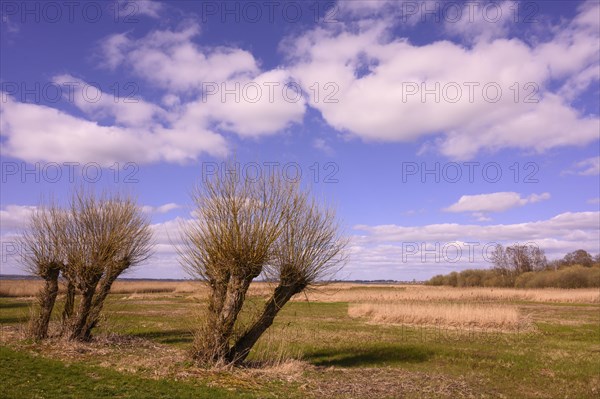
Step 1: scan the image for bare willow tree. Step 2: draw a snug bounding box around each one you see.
[61,189,154,341]
[227,193,347,364]
[20,187,153,341]
[180,169,347,365]
[19,203,67,340]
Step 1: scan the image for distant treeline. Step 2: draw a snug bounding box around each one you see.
[427,248,600,288]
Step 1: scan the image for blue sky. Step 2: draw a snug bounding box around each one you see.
[1,0,599,280]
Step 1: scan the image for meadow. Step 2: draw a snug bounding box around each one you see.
[1,280,599,398]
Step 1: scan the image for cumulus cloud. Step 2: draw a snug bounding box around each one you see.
[284,0,600,160]
[444,192,551,214]
[99,23,258,92]
[354,211,598,244]
[130,0,164,18]
[1,22,309,166]
[52,74,166,128]
[346,211,600,279]
[0,205,37,232]
[563,156,600,176]
[142,203,181,214]
[443,1,516,43]
[313,138,334,155]
[0,94,228,165]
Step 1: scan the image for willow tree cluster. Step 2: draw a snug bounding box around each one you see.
[180,171,347,365]
[20,189,153,341]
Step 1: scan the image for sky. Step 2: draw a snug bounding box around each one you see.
[1,0,599,280]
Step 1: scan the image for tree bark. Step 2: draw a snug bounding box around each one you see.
[193,273,254,363]
[68,285,96,341]
[31,268,60,340]
[61,280,75,327]
[227,284,300,364]
[81,274,118,340]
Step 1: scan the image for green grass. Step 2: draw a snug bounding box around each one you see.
[1,290,599,398]
[0,346,255,399]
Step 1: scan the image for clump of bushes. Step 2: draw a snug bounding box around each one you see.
[427,269,512,288]
[427,247,600,288]
[425,248,600,288]
[515,265,600,288]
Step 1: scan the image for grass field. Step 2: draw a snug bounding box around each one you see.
[1,280,599,398]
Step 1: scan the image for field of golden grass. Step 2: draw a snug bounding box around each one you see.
[296,284,600,304]
[2,279,598,303]
[0,279,201,297]
[348,302,526,331]
[0,279,280,298]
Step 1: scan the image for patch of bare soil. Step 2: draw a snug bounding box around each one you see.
[300,367,488,399]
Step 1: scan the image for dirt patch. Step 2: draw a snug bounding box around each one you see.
[301,367,486,399]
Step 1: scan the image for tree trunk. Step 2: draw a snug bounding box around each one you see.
[208,277,228,317]
[81,274,117,340]
[68,286,96,341]
[227,284,300,364]
[193,273,253,364]
[31,268,60,340]
[61,280,75,326]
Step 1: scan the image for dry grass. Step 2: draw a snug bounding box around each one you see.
[0,280,45,297]
[0,279,202,297]
[297,284,600,304]
[2,279,599,304]
[349,302,528,331]
[0,279,289,299]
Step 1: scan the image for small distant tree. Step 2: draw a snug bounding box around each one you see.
[491,243,547,283]
[19,204,67,340]
[561,249,594,268]
[180,168,347,365]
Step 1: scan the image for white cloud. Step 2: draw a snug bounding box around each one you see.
[102,25,306,137]
[190,69,306,137]
[100,24,258,92]
[588,197,600,205]
[347,211,600,278]
[285,1,600,160]
[0,205,37,232]
[131,0,164,18]
[354,211,599,244]
[3,27,309,164]
[444,192,551,214]
[565,156,600,176]
[0,94,228,165]
[313,138,334,155]
[1,22,310,166]
[142,203,181,214]
[52,74,166,128]
[443,1,516,43]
